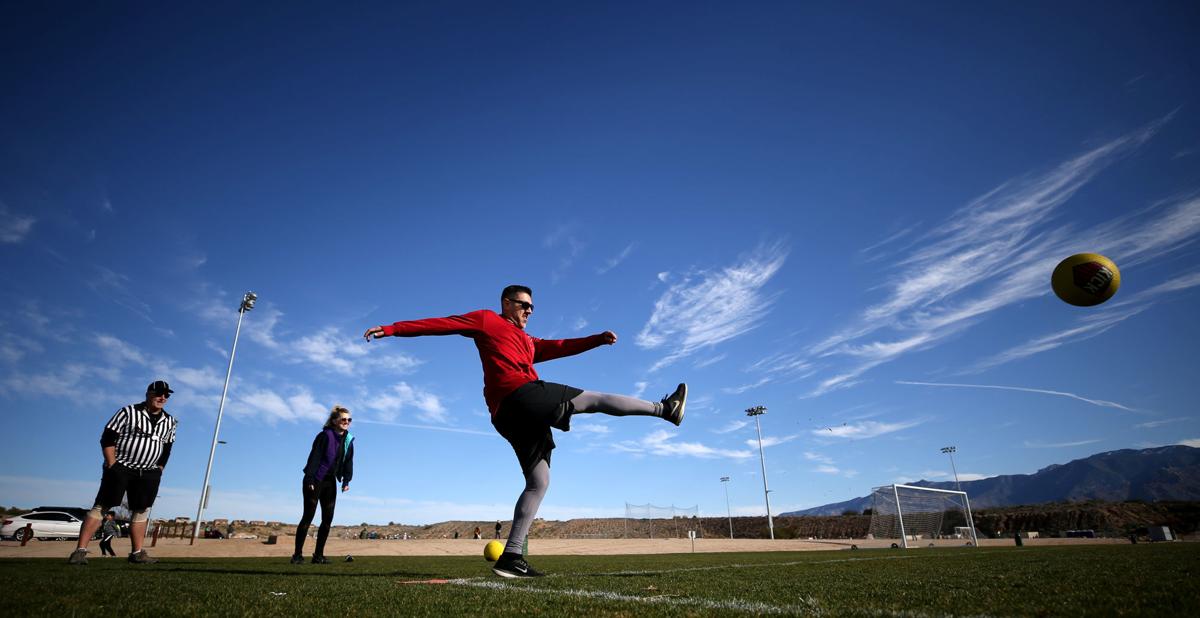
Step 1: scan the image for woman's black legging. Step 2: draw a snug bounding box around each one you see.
[294,479,337,557]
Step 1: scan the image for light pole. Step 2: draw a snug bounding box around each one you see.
[720,476,733,539]
[746,405,774,540]
[192,291,256,544]
[941,446,962,493]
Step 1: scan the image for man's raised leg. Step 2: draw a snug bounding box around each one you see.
[570,383,686,426]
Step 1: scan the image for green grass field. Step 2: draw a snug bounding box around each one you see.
[4,544,1197,616]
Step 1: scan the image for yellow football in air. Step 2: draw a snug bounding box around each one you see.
[1051,253,1121,307]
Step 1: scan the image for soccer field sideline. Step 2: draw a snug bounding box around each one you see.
[2,545,1197,616]
[0,535,1129,559]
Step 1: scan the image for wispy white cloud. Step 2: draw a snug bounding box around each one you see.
[355,418,491,437]
[799,115,1196,396]
[545,223,586,284]
[1024,439,1102,448]
[804,451,834,465]
[596,243,635,275]
[0,205,36,243]
[713,420,749,434]
[637,242,788,371]
[614,429,754,460]
[1180,438,1200,448]
[571,423,612,435]
[722,377,770,395]
[242,306,284,350]
[896,380,1139,413]
[89,266,154,322]
[0,330,43,364]
[746,434,800,448]
[693,354,726,369]
[858,223,920,261]
[967,306,1149,373]
[361,382,448,424]
[815,418,926,439]
[1134,417,1189,429]
[293,326,422,376]
[0,363,110,399]
[93,333,226,392]
[971,269,1200,373]
[734,351,817,392]
[231,386,328,425]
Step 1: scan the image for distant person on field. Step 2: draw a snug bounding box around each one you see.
[473,526,482,540]
[68,380,178,566]
[365,284,687,578]
[98,512,118,557]
[291,405,356,565]
[495,520,502,539]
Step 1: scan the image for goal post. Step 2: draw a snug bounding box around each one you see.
[868,484,978,548]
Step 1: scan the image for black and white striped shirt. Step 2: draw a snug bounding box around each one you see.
[104,402,177,470]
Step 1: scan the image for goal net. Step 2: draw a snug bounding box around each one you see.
[623,503,700,538]
[868,484,978,548]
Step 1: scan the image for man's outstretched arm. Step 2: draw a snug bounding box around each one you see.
[364,311,487,342]
[533,330,617,363]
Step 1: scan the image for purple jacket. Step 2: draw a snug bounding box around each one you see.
[302,428,355,485]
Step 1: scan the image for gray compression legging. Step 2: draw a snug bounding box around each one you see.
[505,391,661,555]
[506,459,551,554]
[570,390,662,417]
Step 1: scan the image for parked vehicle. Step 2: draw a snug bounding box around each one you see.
[1,510,85,541]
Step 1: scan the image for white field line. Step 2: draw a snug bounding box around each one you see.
[450,579,976,617]
[452,578,821,615]
[445,552,1009,617]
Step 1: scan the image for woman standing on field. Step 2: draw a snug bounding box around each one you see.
[291,406,355,565]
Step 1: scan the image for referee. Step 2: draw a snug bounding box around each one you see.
[68,380,178,565]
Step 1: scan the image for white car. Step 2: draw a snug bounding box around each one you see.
[1,510,85,541]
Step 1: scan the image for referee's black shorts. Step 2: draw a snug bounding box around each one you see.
[492,381,582,474]
[93,463,162,512]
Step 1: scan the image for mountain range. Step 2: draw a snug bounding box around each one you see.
[783,445,1200,516]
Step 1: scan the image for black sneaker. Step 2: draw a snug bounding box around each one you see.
[290,554,305,565]
[660,383,687,426]
[311,556,330,564]
[67,548,88,565]
[128,550,158,564]
[492,553,545,578]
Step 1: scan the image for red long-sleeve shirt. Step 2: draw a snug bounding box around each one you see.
[380,309,607,415]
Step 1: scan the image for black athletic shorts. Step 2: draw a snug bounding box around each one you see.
[492,381,583,474]
[93,463,162,512]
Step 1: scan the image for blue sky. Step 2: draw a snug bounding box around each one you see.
[2,2,1199,525]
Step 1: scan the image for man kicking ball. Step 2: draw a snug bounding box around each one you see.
[364,284,686,578]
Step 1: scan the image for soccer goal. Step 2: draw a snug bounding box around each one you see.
[868,484,978,548]
[623,503,700,538]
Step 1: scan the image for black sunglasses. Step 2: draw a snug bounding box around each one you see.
[338,417,352,423]
[505,298,534,312]
[150,391,171,399]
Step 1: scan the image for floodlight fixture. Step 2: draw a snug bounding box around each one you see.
[745,405,774,540]
[941,446,962,493]
[193,292,256,543]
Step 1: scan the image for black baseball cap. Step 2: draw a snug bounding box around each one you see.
[147,380,174,395]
